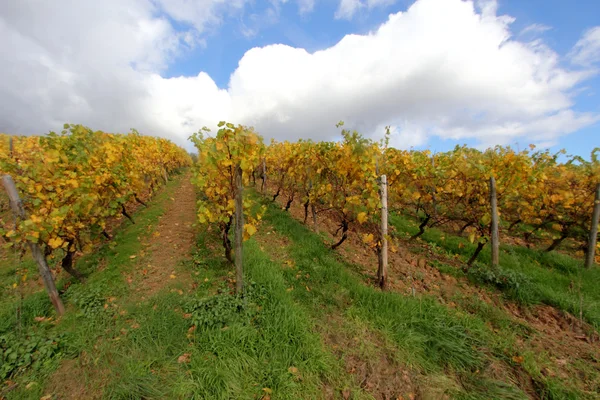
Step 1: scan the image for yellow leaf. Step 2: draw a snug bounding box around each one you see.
[170,274,176,279]
[512,355,524,364]
[48,237,64,249]
[357,212,368,224]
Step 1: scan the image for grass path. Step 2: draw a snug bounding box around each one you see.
[3,172,200,399]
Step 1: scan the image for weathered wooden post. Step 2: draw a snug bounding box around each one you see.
[2,175,65,315]
[490,176,499,269]
[378,175,388,289]
[261,159,267,194]
[234,164,244,294]
[585,183,600,269]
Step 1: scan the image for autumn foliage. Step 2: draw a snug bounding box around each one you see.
[0,125,191,277]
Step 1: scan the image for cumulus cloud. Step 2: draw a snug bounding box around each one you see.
[0,0,598,151]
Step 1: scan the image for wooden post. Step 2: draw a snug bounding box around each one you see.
[9,137,13,157]
[2,175,65,315]
[162,168,169,184]
[585,183,600,269]
[431,156,437,219]
[379,175,388,289]
[261,159,267,194]
[489,176,499,269]
[234,164,244,294]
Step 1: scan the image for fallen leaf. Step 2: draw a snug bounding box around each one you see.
[342,388,351,400]
[512,355,524,364]
[178,353,191,364]
[288,366,298,374]
[170,274,176,279]
[129,255,136,259]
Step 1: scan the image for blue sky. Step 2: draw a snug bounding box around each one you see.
[1,0,599,156]
[161,0,600,157]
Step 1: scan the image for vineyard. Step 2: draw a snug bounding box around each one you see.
[0,123,599,399]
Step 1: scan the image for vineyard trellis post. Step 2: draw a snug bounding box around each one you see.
[2,175,65,316]
[261,159,267,194]
[378,174,388,289]
[490,176,499,269]
[234,164,244,294]
[585,183,600,269]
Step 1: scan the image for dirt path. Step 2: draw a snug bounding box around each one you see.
[134,172,197,297]
[45,174,198,399]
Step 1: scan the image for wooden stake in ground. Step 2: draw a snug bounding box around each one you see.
[489,176,499,269]
[2,175,65,316]
[585,183,600,269]
[234,164,244,294]
[261,159,267,194]
[378,174,388,289]
[162,167,169,184]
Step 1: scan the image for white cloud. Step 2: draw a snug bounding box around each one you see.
[298,0,317,14]
[569,26,600,66]
[335,0,396,19]
[153,0,249,34]
[335,0,363,19]
[519,23,552,36]
[0,0,598,152]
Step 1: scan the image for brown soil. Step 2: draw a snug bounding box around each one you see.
[131,173,197,298]
[44,356,103,400]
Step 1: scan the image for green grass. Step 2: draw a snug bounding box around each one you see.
[260,200,600,399]
[261,203,539,399]
[2,174,184,399]
[389,213,600,330]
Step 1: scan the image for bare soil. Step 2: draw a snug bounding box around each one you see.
[131,173,197,298]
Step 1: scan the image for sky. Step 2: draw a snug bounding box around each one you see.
[0,0,599,156]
